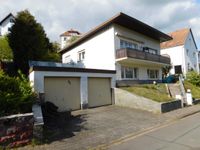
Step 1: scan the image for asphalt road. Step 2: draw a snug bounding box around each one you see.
[110,112,200,150]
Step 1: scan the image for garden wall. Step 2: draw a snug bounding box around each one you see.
[0,113,34,148]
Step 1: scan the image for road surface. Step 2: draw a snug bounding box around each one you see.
[110,112,200,150]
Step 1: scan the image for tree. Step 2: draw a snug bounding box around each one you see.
[0,36,13,61]
[8,10,59,75]
[162,65,172,78]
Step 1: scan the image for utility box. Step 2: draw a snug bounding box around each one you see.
[186,89,193,105]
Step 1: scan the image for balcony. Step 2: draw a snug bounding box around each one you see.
[116,48,170,65]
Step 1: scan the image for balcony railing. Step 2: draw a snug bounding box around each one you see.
[116,48,170,64]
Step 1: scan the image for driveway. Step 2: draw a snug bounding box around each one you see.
[19,105,200,150]
[20,105,165,150]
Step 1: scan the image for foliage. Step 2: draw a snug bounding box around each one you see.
[8,10,59,75]
[186,71,200,87]
[0,70,36,117]
[0,36,13,61]
[184,81,200,99]
[162,65,172,78]
[122,84,172,102]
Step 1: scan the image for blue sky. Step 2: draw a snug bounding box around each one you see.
[0,0,200,48]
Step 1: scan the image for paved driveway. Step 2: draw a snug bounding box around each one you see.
[19,105,200,150]
[21,105,166,150]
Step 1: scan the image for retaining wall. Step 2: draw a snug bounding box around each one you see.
[0,113,34,148]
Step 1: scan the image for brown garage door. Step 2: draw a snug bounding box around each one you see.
[88,77,112,108]
[44,77,81,111]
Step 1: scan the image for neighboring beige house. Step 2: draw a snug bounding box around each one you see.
[59,12,172,86]
[0,13,15,36]
[161,28,199,75]
[60,29,81,49]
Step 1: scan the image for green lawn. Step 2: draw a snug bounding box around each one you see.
[184,81,200,99]
[121,84,173,103]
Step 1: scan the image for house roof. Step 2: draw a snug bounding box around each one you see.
[0,13,15,25]
[160,28,198,49]
[59,12,172,54]
[60,29,81,36]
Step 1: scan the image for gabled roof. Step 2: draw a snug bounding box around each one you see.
[0,13,15,25]
[59,12,172,54]
[160,28,198,49]
[60,29,81,36]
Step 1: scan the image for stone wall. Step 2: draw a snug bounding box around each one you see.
[0,113,34,148]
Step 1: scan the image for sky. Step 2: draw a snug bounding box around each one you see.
[0,0,200,48]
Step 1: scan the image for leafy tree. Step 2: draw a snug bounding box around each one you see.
[186,71,200,87]
[8,10,59,75]
[162,65,172,78]
[0,36,13,61]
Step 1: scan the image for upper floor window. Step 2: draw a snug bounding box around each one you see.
[186,49,189,56]
[120,39,138,49]
[64,37,67,41]
[121,66,138,79]
[78,50,85,62]
[64,55,71,63]
[147,69,159,79]
[193,52,196,58]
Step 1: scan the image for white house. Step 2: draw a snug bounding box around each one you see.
[59,12,172,86]
[60,29,81,49]
[0,13,15,36]
[161,28,199,75]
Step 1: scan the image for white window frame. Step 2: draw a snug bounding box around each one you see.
[64,55,71,63]
[121,66,138,80]
[147,69,159,79]
[77,50,85,62]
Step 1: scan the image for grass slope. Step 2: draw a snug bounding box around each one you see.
[184,81,200,99]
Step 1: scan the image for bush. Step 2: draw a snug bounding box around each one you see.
[0,70,36,117]
[186,71,200,87]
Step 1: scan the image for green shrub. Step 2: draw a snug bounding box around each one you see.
[0,70,36,117]
[186,71,200,87]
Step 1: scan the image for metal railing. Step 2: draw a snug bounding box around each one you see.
[116,48,170,64]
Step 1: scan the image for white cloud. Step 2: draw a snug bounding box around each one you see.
[0,0,200,48]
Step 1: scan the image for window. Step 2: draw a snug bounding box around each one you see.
[64,37,67,41]
[147,69,159,79]
[78,50,85,62]
[193,52,196,58]
[174,65,182,74]
[64,55,71,63]
[121,66,138,79]
[120,39,138,49]
[186,49,189,56]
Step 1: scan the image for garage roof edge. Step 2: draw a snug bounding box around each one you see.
[29,66,116,74]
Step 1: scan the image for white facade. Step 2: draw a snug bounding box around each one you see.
[161,31,199,75]
[62,26,116,70]
[62,24,167,82]
[0,15,14,36]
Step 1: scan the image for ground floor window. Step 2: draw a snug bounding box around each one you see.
[147,69,159,79]
[174,65,182,74]
[121,66,138,79]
